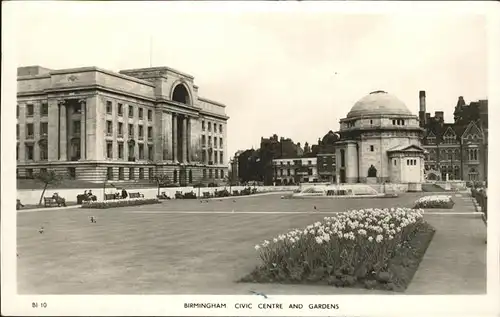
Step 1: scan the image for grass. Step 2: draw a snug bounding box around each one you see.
[16,192,485,294]
[17,179,155,190]
[19,201,79,210]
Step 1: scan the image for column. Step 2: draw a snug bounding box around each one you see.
[79,99,87,160]
[47,100,59,161]
[59,99,67,161]
[182,117,188,163]
[186,117,191,162]
[172,114,178,162]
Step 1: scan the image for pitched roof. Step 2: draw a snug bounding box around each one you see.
[387,144,425,153]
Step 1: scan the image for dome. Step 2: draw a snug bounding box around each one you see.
[346,91,412,118]
[321,130,340,145]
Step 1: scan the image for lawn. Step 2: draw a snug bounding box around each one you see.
[16,193,486,294]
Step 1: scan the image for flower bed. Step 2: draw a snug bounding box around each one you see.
[240,207,435,292]
[414,195,454,209]
[81,198,160,209]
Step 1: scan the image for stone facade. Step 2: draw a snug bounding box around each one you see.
[16,66,229,185]
[334,91,425,185]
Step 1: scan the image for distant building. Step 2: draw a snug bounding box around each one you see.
[334,91,425,187]
[419,91,488,182]
[16,65,229,185]
[272,157,318,184]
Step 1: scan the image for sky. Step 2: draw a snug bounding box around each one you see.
[6,2,489,160]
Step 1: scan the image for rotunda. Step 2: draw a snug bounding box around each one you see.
[334,91,426,189]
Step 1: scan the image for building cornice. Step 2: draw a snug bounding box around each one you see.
[198,97,227,108]
[199,110,230,121]
[119,66,195,80]
[339,114,418,122]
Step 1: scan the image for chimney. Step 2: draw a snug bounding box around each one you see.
[425,113,431,122]
[419,90,427,127]
[435,111,444,121]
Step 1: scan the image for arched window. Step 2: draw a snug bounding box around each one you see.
[468,167,478,181]
[172,84,190,105]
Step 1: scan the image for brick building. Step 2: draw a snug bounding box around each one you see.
[16,65,229,185]
[419,91,488,182]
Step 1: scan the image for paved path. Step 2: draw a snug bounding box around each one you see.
[406,191,487,294]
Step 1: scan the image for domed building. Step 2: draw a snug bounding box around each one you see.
[334,91,426,189]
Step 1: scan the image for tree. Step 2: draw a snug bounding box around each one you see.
[152,173,172,197]
[34,169,64,206]
[222,175,234,193]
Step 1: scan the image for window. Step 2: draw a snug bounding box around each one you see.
[16,145,19,160]
[208,122,212,132]
[68,167,76,179]
[39,122,48,137]
[41,103,48,116]
[118,142,124,159]
[370,145,374,152]
[138,125,144,139]
[128,124,134,138]
[220,138,223,148]
[208,136,212,147]
[148,109,152,121]
[72,121,80,136]
[26,123,34,138]
[148,145,153,160]
[215,169,219,179]
[202,121,205,131]
[308,168,313,176]
[407,159,410,166]
[148,168,153,180]
[219,124,223,133]
[128,105,134,117]
[26,168,33,179]
[370,119,373,125]
[39,142,48,161]
[203,169,207,179]
[106,121,113,135]
[118,103,123,116]
[139,168,144,180]
[147,127,153,141]
[214,150,218,164]
[427,137,435,145]
[220,170,224,179]
[189,170,193,183]
[118,122,123,137]
[468,148,478,161]
[129,143,135,158]
[202,150,207,163]
[129,167,135,180]
[106,142,113,158]
[209,169,213,179]
[106,101,112,114]
[16,105,19,118]
[394,159,397,166]
[202,135,206,146]
[287,169,291,176]
[73,104,81,114]
[280,169,284,176]
[139,144,144,159]
[26,104,34,117]
[214,138,218,148]
[139,108,143,119]
[220,152,223,164]
[173,170,177,183]
[119,167,125,180]
[107,167,113,180]
[25,145,34,160]
[308,160,312,165]
[287,162,291,166]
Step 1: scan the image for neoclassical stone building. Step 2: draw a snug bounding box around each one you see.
[16,65,229,185]
[334,91,425,187]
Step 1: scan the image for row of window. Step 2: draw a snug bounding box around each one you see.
[392,119,406,126]
[17,121,82,140]
[345,119,407,128]
[106,101,153,121]
[201,150,224,165]
[201,135,224,149]
[426,148,480,162]
[426,134,480,145]
[106,142,154,161]
[17,103,49,118]
[106,121,153,140]
[277,168,314,176]
[202,169,225,179]
[201,120,223,134]
[274,160,315,166]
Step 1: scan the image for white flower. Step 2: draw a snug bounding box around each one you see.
[376,235,383,243]
[273,238,278,243]
[388,235,394,240]
[358,229,367,236]
[315,236,323,244]
[368,236,374,242]
[255,245,260,250]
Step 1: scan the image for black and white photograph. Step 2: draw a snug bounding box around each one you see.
[1,1,499,316]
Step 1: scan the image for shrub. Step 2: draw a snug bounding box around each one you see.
[414,195,454,209]
[183,191,197,199]
[215,189,231,197]
[81,198,160,209]
[245,207,428,289]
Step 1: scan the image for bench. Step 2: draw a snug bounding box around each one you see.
[44,197,59,207]
[129,192,144,199]
[104,194,116,200]
[203,192,211,198]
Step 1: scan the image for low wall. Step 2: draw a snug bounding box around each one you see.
[368,183,410,194]
[432,181,467,191]
[17,185,298,205]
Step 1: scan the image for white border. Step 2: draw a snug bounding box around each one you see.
[2,1,499,316]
